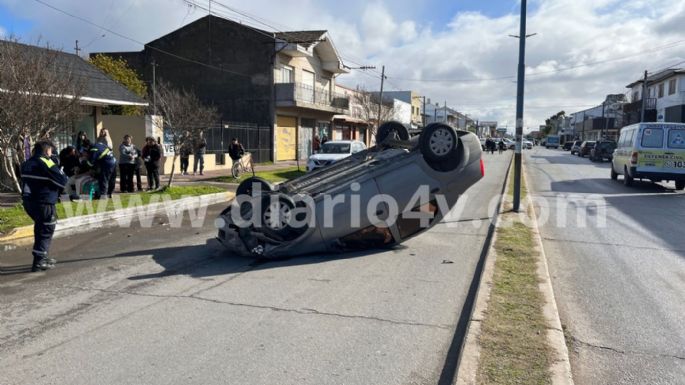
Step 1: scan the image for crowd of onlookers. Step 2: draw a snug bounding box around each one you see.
[56,128,207,200]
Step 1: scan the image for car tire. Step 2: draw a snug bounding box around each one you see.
[259,194,302,240]
[610,166,618,180]
[237,177,274,197]
[676,180,685,190]
[419,123,461,171]
[623,167,633,187]
[376,121,410,144]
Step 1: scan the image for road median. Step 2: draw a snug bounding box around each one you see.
[456,158,573,385]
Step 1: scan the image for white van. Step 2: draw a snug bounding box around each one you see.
[611,122,685,190]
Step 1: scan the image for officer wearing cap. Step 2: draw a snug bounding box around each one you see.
[21,140,68,272]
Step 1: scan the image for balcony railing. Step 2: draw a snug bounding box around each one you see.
[275,82,349,110]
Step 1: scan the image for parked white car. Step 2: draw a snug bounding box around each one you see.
[523,140,533,149]
[307,140,366,171]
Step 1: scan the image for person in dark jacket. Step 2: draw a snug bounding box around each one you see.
[228,138,245,162]
[179,131,192,176]
[87,141,117,199]
[58,146,80,177]
[133,146,144,191]
[21,141,68,272]
[193,131,207,176]
[142,137,162,190]
[118,135,138,193]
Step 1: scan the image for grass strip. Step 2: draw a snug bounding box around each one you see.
[212,166,306,184]
[0,185,224,235]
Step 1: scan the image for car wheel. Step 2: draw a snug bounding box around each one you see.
[237,177,274,197]
[419,123,461,171]
[610,165,618,180]
[623,167,633,187]
[676,180,685,190]
[376,121,410,144]
[259,194,302,240]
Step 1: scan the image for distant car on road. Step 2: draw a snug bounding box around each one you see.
[562,141,574,151]
[523,140,533,149]
[216,121,485,258]
[503,138,515,150]
[611,122,685,190]
[307,140,366,171]
[590,140,617,162]
[578,141,596,157]
[570,140,583,155]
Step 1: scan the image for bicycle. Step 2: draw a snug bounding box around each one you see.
[231,152,253,179]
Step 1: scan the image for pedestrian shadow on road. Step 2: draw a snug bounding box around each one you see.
[124,239,404,281]
[549,178,679,195]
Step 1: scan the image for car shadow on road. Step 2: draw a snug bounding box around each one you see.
[124,238,404,281]
[530,153,615,168]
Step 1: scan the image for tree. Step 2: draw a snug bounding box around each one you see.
[351,87,397,138]
[543,110,566,136]
[89,54,147,116]
[0,37,85,192]
[154,80,218,188]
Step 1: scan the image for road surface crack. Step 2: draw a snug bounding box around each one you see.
[571,336,685,361]
[59,285,451,330]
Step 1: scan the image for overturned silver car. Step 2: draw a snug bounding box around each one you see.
[216,122,484,258]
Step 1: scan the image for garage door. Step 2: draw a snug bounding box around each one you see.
[276,116,297,161]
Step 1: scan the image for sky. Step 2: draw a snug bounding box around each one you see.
[1,0,685,132]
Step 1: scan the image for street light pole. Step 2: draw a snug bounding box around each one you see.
[512,0,529,213]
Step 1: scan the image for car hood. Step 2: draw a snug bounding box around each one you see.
[309,153,350,162]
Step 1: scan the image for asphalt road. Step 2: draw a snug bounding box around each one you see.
[0,152,511,385]
[524,147,685,385]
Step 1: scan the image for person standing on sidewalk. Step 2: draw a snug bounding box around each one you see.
[20,140,68,272]
[142,137,162,190]
[96,128,113,149]
[118,135,138,193]
[87,141,117,199]
[133,146,144,191]
[193,131,206,176]
[179,131,192,176]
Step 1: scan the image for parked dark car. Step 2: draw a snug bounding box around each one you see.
[216,121,484,258]
[590,140,617,162]
[562,141,573,151]
[578,141,596,157]
[570,140,583,155]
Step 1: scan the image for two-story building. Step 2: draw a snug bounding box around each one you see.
[569,94,626,140]
[95,15,349,162]
[625,68,685,126]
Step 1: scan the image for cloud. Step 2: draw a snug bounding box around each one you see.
[2,0,685,130]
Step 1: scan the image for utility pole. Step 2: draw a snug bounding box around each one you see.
[152,60,158,115]
[74,40,81,56]
[376,65,386,127]
[640,70,648,122]
[511,0,531,213]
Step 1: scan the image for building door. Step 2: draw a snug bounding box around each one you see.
[299,118,315,160]
[276,115,297,161]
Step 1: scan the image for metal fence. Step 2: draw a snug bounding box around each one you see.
[205,122,272,163]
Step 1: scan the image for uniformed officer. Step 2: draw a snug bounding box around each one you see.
[87,141,117,199]
[21,140,68,272]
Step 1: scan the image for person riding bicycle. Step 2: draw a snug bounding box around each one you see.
[228,138,245,162]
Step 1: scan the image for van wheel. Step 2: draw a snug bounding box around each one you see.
[610,166,618,180]
[676,180,685,190]
[623,167,633,187]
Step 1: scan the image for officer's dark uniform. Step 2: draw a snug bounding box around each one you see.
[21,150,68,272]
[88,142,117,198]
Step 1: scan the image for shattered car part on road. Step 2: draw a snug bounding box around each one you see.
[216,121,485,258]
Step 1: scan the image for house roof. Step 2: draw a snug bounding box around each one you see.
[275,30,326,47]
[0,40,147,106]
[626,68,685,89]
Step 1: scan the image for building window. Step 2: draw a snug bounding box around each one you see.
[658,83,664,98]
[669,79,677,95]
[280,65,293,83]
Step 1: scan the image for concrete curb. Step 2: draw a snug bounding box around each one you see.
[0,191,235,244]
[524,170,575,385]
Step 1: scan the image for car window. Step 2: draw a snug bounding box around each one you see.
[320,143,351,154]
[618,130,628,147]
[668,129,685,149]
[641,128,664,148]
